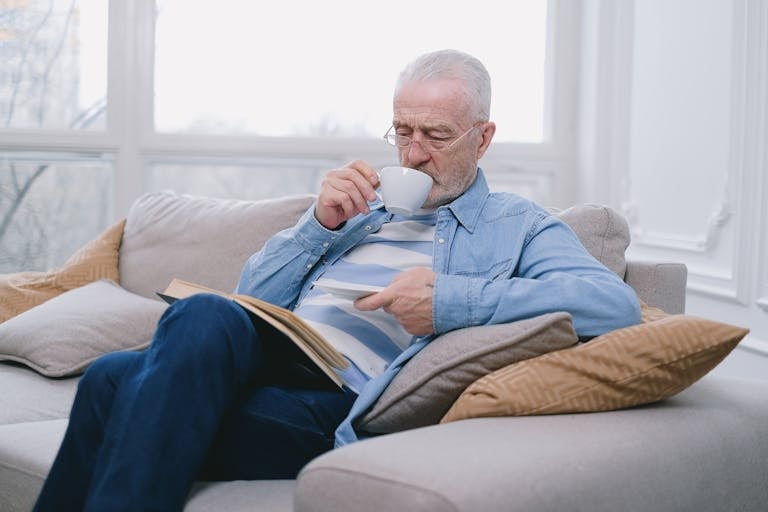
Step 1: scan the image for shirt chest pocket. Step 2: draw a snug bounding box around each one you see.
[443,220,528,279]
[447,254,518,280]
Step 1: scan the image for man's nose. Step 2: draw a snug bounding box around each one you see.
[405,139,431,166]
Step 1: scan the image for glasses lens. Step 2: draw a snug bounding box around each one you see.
[384,129,468,151]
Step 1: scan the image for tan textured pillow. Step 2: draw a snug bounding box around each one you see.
[0,219,126,324]
[441,305,748,423]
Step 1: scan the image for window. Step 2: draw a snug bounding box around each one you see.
[0,0,573,273]
[154,0,547,143]
[0,152,113,273]
[0,0,107,130]
[150,158,330,200]
[1,0,109,272]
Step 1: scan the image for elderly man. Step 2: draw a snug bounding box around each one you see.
[34,49,640,511]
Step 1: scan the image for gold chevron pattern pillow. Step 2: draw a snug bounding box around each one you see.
[0,219,126,324]
[441,305,748,423]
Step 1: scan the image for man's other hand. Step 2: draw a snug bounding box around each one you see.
[354,267,436,336]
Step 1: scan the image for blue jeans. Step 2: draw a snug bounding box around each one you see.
[33,294,357,512]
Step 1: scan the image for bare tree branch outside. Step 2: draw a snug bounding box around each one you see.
[1,0,109,273]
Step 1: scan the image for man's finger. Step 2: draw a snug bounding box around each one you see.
[354,290,390,311]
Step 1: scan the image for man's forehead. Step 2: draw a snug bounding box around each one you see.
[395,78,466,106]
[392,105,467,132]
[393,78,469,126]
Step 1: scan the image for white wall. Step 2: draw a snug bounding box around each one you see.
[577,0,768,379]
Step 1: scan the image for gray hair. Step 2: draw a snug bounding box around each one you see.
[394,49,492,121]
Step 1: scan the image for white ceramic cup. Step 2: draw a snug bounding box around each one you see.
[378,166,433,216]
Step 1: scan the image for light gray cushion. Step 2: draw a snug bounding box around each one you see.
[0,418,296,512]
[119,191,316,299]
[0,419,68,512]
[0,280,166,377]
[356,312,578,434]
[0,363,78,424]
[186,481,295,512]
[553,203,630,279]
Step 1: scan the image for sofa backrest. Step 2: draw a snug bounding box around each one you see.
[119,191,316,299]
[549,203,630,279]
[118,192,633,302]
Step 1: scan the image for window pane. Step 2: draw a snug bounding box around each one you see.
[155,0,547,142]
[150,159,336,200]
[0,0,107,130]
[0,152,113,272]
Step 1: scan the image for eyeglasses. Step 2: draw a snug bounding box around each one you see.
[383,122,484,152]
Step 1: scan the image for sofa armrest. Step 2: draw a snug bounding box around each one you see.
[295,376,768,512]
[624,260,687,314]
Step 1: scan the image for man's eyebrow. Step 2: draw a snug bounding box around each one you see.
[393,122,453,133]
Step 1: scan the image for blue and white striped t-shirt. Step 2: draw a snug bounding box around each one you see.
[293,212,436,393]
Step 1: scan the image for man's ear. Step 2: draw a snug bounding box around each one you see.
[476,122,496,159]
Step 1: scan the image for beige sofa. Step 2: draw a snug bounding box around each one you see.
[1,191,766,512]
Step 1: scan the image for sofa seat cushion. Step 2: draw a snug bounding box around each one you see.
[0,419,68,512]
[0,419,295,512]
[186,481,295,512]
[120,191,315,299]
[296,376,768,512]
[0,364,78,425]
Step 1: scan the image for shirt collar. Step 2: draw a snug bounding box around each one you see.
[442,168,489,233]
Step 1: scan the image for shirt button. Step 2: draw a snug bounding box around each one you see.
[438,238,445,244]
[322,242,329,248]
[306,264,312,269]
[364,225,372,231]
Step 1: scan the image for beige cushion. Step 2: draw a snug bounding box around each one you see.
[0,219,125,324]
[0,419,68,512]
[0,363,78,424]
[0,280,166,377]
[553,203,630,278]
[119,191,315,299]
[186,481,296,512]
[441,305,748,422]
[356,312,578,434]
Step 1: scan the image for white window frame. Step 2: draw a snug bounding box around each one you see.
[0,0,581,218]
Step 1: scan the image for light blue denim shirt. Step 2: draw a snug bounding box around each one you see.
[236,169,641,446]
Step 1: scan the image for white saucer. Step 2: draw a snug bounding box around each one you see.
[312,279,384,300]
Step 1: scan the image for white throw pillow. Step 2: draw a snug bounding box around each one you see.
[0,280,167,377]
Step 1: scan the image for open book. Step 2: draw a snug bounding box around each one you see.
[158,278,348,388]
